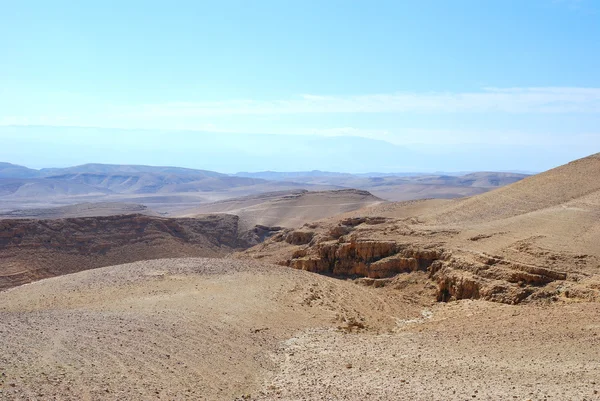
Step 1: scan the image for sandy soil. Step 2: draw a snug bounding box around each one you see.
[0,258,598,400]
[257,301,600,400]
[0,258,430,400]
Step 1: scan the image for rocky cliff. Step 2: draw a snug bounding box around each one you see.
[243,215,594,304]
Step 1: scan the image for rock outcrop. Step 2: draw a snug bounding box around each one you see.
[246,217,573,304]
[285,240,444,279]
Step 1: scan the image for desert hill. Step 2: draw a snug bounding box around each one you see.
[0,213,270,291]
[0,163,337,194]
[0,170,299,198]
[243,153,600,304]
[40,163,227,177]
[179,189,383,231]
[0,162,41,179]
[237,170,528,201]
[0,202,157,219]
[428,153,600,224]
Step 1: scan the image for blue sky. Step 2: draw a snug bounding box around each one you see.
[1,0,599,172]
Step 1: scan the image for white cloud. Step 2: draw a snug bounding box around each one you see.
[118,87,600,117]
[1,87,599,134]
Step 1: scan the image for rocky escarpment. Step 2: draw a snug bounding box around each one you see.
[285,240,444,279]
[0,214,281,291]
[250,217,573,304]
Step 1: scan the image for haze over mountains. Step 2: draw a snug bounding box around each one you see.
[235,170,529,201]
[0,161,528,216]
[0,126,583,174]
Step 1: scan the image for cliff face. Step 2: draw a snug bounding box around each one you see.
[0,214,275,291]
[287,240,443,279]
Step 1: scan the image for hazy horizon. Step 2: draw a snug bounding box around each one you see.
[0,125,584,174]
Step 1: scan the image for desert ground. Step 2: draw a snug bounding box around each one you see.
[1,259,599,400]
[1,155,599,400]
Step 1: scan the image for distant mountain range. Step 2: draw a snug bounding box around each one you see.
[235,169,531,180]
[0,162,306,197]
[0,162,529,214]
[0,162,225,179]
[0,126,572,173]
[233,169,529,201]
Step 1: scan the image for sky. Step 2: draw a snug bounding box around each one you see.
[1,0,599,172]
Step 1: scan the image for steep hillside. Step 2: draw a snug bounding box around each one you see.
[429,153,600,225]
[0,213,263,291]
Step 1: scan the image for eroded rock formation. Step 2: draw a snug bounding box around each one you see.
[247,216,575,304]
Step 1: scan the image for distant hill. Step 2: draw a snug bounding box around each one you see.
[234,170,529,201]
[179,189,383,230]
[39,172,269,194]
[0,163,330,201]
[40,163,226,178]
[0,162,41,179]
[235,170,356,180]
